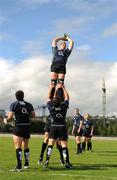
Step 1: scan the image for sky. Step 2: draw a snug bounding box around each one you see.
[0,0,117,116]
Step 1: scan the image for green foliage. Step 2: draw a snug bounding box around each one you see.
[0,116,117,136]
[0,122,5,132]
[4,124,14,132]
[0,118,45,134]
[66,116,73,134]
[30,120,45,133]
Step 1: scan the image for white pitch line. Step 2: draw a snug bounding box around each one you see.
[49,173,117,180]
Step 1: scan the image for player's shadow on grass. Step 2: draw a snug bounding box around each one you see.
[40,165,106,171]
[96,150,117,156]
[74,163,117,170]
[97,150,117,153]
[30,163,117,172]
[50,163,117,171]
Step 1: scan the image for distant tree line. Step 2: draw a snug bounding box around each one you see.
[0,116,117,136]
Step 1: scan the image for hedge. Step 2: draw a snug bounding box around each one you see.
[0,116,117,136]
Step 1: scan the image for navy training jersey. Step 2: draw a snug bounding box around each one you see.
[47,100,69,125]
[82,120,93,133]
[73,114,83,127]
[52,47,71,65]
[10,100,34,126]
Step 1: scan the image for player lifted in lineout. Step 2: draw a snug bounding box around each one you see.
[50,33,74,86]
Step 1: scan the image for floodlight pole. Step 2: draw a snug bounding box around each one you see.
[102,78,106,117]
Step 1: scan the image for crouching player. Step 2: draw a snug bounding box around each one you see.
[44,84,73,168]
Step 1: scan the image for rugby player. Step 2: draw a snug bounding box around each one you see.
[82,113,94,152]
[38,85,64,165]
[50,34,74,86]
[4,90,36,171]
[72,108,83,154]
[43,84,73,168]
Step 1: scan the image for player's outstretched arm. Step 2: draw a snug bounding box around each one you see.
[62,85,69,100]
[47,84,55,101]
[52,36,68,47]
[64,33,74,50]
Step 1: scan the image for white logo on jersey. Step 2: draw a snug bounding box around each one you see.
[19,101,26,105]
[56,113,63,119]
[55,107,61,110]
[86,124,89,129]
[58,51,64,56]
[22,108,28,114]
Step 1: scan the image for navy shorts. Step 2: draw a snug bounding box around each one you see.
[51,63,66,74]
[74,127,82,137]
[49,125,68,141]
[82,132,92,138]
[13,125,30,139]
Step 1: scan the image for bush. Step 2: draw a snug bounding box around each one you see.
[4,124,14,132]
[0,116,117,136]
[30,120,45,133]
[0,122,5,132]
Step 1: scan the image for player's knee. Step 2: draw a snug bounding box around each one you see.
[58,78,64,84]
[51,79,57,85]
[44,134,49,143]
[44,138,48,144]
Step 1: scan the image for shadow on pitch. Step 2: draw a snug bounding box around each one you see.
[25,163,117,173]
[74,163,117,170]
[42,163,117,171]
[96,150,117,156]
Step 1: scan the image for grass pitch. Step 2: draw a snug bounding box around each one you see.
[0,136,117,180]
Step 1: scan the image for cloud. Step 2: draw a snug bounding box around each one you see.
[0,54,117,116]
[77,44,92,51]
[63,0,116,17]
[0,56,50,110]
[20,0,59,7]
[54,16,94,34]
[65,50,117,116]
[0,33,11,41]
[52,1,116,38]
[21,40,44,55]
[102,23,117,37]
[0,16,6,24]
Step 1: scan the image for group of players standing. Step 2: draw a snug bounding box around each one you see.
[72,108,94,155]
[3,33,93,171]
